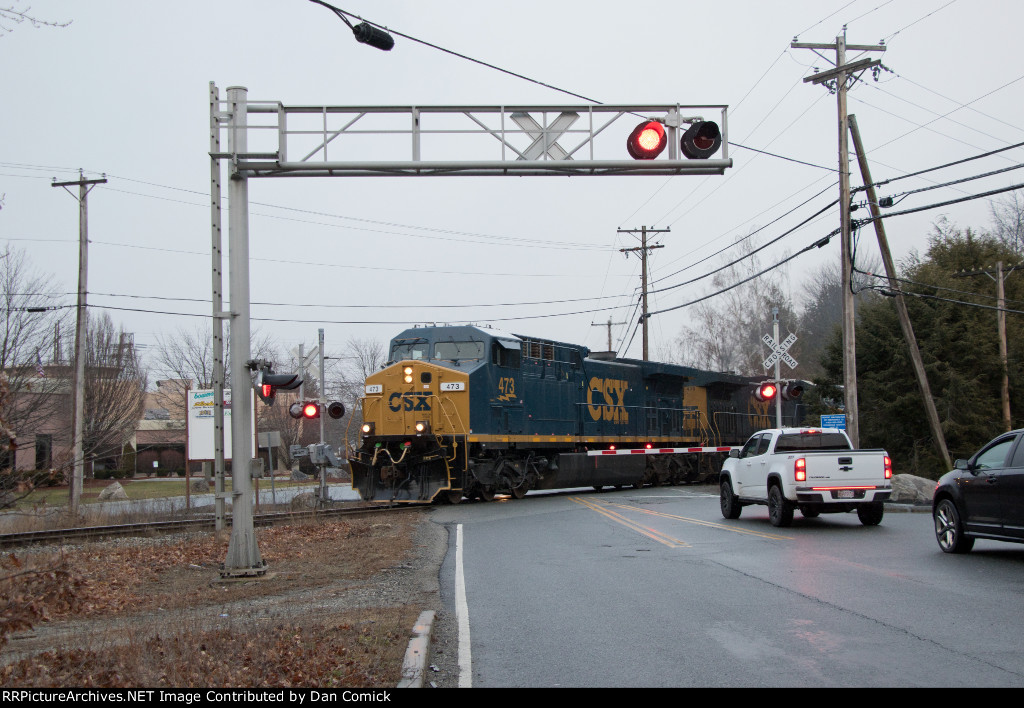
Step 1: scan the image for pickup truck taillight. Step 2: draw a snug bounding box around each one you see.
[884,455,892,479]
[795,457,806,482]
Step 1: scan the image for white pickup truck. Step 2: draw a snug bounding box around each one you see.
[719,427,893,527]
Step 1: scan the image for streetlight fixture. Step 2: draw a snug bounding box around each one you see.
[308,0,395,51]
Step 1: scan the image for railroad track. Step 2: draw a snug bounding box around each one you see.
[0,502,429,549]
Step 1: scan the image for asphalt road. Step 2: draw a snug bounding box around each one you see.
[429,486,1024,688]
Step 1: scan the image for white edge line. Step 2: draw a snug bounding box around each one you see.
[456,523,473,688]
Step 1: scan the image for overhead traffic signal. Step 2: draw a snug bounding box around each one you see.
[626,119,723,160]
[288,400,347,420]
[754,381,778,402]
[255,367,302,405]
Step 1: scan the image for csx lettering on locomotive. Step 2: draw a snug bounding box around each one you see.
[587,377,629,423]
[387,392,432,412]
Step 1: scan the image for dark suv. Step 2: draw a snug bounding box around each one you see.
[932,430,1024,553]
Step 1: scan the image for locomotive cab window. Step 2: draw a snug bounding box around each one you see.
[434,340,485,362]
[392,341,429,361]
[493,340,521,368]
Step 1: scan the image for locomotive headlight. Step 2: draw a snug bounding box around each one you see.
[361,422,375,436]
[414,420,431,435]
[403,366,414,384]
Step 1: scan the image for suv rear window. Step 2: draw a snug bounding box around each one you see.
[774,433,851,452]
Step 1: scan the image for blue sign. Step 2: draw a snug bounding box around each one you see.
[820,414,846,430]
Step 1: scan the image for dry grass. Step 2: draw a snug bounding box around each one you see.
[0,511,433,688]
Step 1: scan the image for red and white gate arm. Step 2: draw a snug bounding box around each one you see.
[586,446,738,456]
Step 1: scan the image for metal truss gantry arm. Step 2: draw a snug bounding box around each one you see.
[211,100,732,178]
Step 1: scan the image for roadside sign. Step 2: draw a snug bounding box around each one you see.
[820,414,846,430]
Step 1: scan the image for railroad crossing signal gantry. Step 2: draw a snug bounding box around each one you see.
[210,86,733,576]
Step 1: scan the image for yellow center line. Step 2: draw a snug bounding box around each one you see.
[603,501,793,541]
[570,496,690,548]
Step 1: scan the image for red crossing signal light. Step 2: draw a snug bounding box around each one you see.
[754,382,777,402]
[627,121,667,160]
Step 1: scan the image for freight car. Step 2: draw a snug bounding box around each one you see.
[349,325,806,503]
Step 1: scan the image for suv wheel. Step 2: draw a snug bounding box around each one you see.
[934,498,975,554]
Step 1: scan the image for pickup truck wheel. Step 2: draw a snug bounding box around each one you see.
[934,498,974,553]
[857,502,884,526]
[800,507,820,518]
[720,479,742,519]
[768,485,794,527]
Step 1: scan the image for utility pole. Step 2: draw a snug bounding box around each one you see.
[954,261,1022,432]
[591,318,626,353]
[793,31,885,447]
[618,226,667,361]
[848,114,952,469]
[52,170,106,517]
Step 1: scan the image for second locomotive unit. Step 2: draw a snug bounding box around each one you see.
[349,324,805,503]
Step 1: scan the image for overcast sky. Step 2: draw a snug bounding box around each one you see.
[2,0,1022,382]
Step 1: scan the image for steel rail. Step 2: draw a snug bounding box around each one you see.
[0,502,427,550]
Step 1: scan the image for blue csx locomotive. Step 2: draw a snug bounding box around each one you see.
[349,325,807,503]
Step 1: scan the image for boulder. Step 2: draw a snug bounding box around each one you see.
[290,492,319,511]
[889,474,935,505]
[190,479,210,493]
[98,482,129,501]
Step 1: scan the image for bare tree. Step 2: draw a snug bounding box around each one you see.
[671,235,798,376]
[329,338,385,453]
[990,193,1024,255]
[0,5,71,36]
[0,246,69,466]
[150,324,278,415]
[83,313,147,470]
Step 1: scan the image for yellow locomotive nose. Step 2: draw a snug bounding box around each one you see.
[360,361,469,439]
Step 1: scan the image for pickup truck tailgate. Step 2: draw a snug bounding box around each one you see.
[800,452,890,500]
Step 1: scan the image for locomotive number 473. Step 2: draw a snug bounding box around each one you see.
[498,377,517,401]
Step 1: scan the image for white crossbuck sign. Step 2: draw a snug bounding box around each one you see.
[763,332,798,370]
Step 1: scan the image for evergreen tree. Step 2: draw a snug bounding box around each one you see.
[819,220,1024,477]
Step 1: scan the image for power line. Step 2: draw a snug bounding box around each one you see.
[647,178,1024,320]
[857,269,1024,307]
[646,231,837,319]
[324,5,601,104]
[651,180,838,285]
[883,0,960,42]
[852,140,1024,192]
